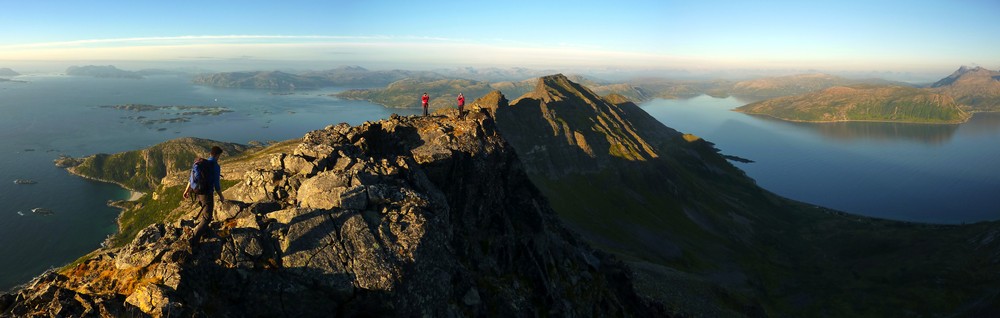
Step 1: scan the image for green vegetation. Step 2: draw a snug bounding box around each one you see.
[931,66,1000,112]
[492,74,1000,316]
[68,138,251,192]
[736,85,971,124]
[109,185,186,247]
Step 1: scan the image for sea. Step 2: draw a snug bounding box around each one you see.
[640,96,1000,225]
[1,75,998,291]
[0,74,418,291]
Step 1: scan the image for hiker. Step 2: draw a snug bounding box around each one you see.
[182,146,225,247]
[457,93,465,117]
[421,92,429,116]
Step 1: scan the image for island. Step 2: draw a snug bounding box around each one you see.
[0,67,20,76]
[191,66,444,89]
[66,65,143,79]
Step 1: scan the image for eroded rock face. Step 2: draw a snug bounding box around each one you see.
[2,111,663,317]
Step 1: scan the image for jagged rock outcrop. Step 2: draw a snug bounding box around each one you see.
[2,112,663,317]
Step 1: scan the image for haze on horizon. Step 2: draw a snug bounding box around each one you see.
[1,0,997,82]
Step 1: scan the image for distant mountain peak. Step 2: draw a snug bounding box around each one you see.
[932,65,999,88]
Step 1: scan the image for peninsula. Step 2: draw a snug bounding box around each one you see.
[735,84,971,124]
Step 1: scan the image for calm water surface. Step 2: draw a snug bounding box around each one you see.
[640,96,1000,224]
[0,75,418,290]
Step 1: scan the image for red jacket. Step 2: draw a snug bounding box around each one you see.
[421,94,429,106]
[457,95,465,106]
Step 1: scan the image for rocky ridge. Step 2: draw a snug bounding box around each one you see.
[1,111,662,317]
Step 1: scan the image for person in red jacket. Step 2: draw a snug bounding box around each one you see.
[421,92,429,116]
[456,93,465,117]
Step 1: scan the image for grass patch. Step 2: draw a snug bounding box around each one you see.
[108,185,187,248]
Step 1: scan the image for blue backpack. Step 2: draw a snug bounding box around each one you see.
[190,158,215,194]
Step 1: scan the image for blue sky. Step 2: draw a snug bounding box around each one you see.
[1,0,997,76]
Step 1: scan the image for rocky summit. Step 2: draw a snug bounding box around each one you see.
[0,111,662,317]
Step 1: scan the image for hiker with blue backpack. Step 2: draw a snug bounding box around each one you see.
[182,146,225,247]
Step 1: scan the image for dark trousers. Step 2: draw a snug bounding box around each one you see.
[189,193,214,247]
[422,105,429,116]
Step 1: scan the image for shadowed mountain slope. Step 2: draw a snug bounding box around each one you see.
[2,112,663,317]
[478,74,1000,317]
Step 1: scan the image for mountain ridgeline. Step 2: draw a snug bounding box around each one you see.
[738,66,1000,123]
[479,75,1000,316]
[931,66,1000,111]
[5,75,1000,317]
[336,78,535,109]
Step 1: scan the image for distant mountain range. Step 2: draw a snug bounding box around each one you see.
[330,72,910,109]
[735,66,1000,123]
[336,78,535,108]
[192,65,1000,125]
[727,73,907,100]
[66,65,143,79]
[191,66,445,90]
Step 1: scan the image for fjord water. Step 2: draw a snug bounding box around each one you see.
[641,96,1000,224]
[0,75,418,291]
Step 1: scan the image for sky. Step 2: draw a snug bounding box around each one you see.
[0,0,998,78]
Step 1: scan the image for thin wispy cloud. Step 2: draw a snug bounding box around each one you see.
[0,34,684,68]
[1,35,383,48]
